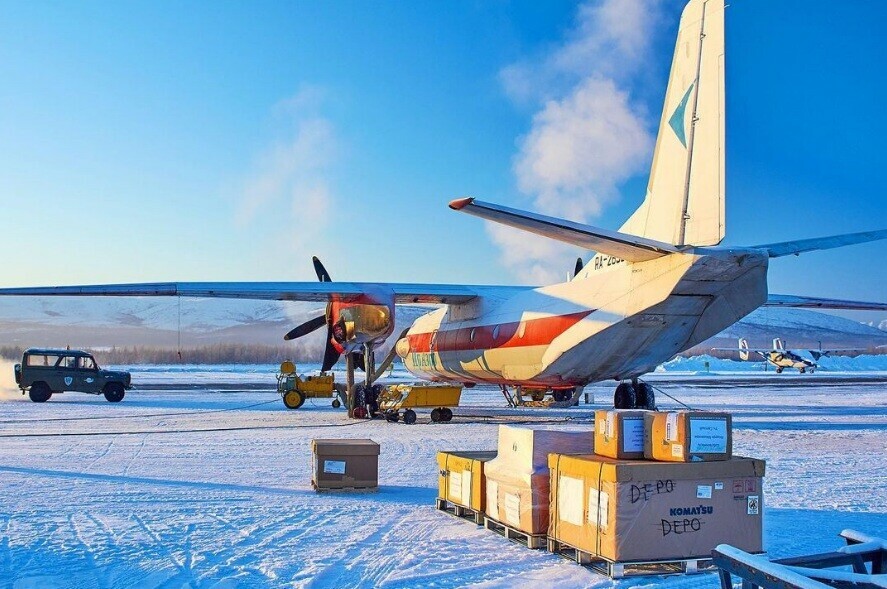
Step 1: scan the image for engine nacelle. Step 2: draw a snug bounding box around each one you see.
[328,290,395,353]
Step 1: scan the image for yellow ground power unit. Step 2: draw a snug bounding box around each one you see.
[276,361,340,410]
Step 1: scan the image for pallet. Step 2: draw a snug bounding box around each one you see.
[483,516,547,549]
[435,498,484,525]
[312,482,379,493]
[547,537,715,579]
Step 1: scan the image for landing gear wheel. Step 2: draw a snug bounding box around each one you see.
[552,389,571,403]
[634,382,655,410]
[103,383,126,403]
[29,382,52,403]
[331,398,341,408]
[402,409,417,425]
[441,407,453,422]
[431,408,443,423]
[776,367,784,374]
[283,390,305,409]
[385,412,398,423]
[799,367,806,374]
[613,382,636,409]
[353,406,368,419]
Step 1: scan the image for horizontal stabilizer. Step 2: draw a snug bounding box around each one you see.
[449,198,679,262]
[765,294,887,311]
[755,229,887,258]
[0,281,533,305]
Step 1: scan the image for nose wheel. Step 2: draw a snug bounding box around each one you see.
[613,380,656,410]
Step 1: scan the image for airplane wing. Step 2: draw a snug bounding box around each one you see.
[754,229,887,258]
[0,282,534,305]
[765,294,887,311]
[449,197,680,262]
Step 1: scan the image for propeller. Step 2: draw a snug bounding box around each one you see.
[283,256,363,373]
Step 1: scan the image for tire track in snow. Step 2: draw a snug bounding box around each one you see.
[0,515,11,589]
[69,513,111,589]
[85,440,116,471]
[131,513,195,588]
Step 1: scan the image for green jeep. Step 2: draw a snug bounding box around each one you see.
[14,348,132,403]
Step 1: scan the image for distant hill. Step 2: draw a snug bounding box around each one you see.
[0,297,883,362]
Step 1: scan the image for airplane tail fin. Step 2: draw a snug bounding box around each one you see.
[620,0,726,247]
[773,338,785,352]
[739,338,749,361]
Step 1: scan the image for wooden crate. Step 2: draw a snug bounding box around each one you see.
[547,537,716,578]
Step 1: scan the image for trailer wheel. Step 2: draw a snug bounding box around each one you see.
[29,382,52,403]
[283,390,305,409]
[402,409,417,425]
[103,383,126,403]
[331,398,341,408]
[431,408,442,423]
[441,407,453,422]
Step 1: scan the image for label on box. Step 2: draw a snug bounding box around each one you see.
[697,485,712,499]
[461,471,472,506]
[597,417,606,435]
[558,476,584,526]
[747,495,760,515]
[323,460,346,474]
[715,482,724,491]
[605,411,615,438]
[622,417,645,452]
[672,444,684,458]
[449,470,463,502]
[587,488,609,531]
[665,412,679,442]
[689,418,728,453]
[487,480,498,518]
[504,493,521,526]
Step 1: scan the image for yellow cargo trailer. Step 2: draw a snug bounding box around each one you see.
[378,383,462,424]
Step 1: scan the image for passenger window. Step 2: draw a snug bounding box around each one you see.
[60,356,78,369]
[79,357,96,370]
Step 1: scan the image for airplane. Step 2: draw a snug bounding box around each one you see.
[1,0,886,414]
[715,338,866,373]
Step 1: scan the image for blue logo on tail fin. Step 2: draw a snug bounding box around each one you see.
[668,84,695,148]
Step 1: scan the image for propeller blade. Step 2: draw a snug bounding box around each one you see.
[283,314,326,341]
[312,256,332,282]
[320,327,341,372]
[574,257,584,277]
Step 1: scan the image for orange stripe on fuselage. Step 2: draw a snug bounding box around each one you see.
[407,310,592,353]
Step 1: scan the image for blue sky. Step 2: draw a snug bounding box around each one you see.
[0,1,884,322]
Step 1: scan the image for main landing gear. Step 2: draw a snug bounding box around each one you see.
[613,379,656,410]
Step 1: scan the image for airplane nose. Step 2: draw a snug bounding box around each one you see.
[395,337,411,359]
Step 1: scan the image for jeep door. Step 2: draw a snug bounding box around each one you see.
[76,356,102,393]
[57,355,79,392]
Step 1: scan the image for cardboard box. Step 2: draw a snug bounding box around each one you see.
[549,454,764,562]
[437,450,497,512]
[645,411,732,462]
[311,439,380,491]
[485,471,550,534]
[483,425,594,535]
[594,410,650,460]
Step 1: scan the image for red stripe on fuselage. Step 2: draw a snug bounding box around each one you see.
[407,310,592,353]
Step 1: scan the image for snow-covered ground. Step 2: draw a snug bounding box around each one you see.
[0,368,884,588]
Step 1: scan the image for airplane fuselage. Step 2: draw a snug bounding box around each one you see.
[399,248,770,387]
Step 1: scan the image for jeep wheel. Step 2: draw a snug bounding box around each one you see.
[29,382,52,403]
[103,383,126,403]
